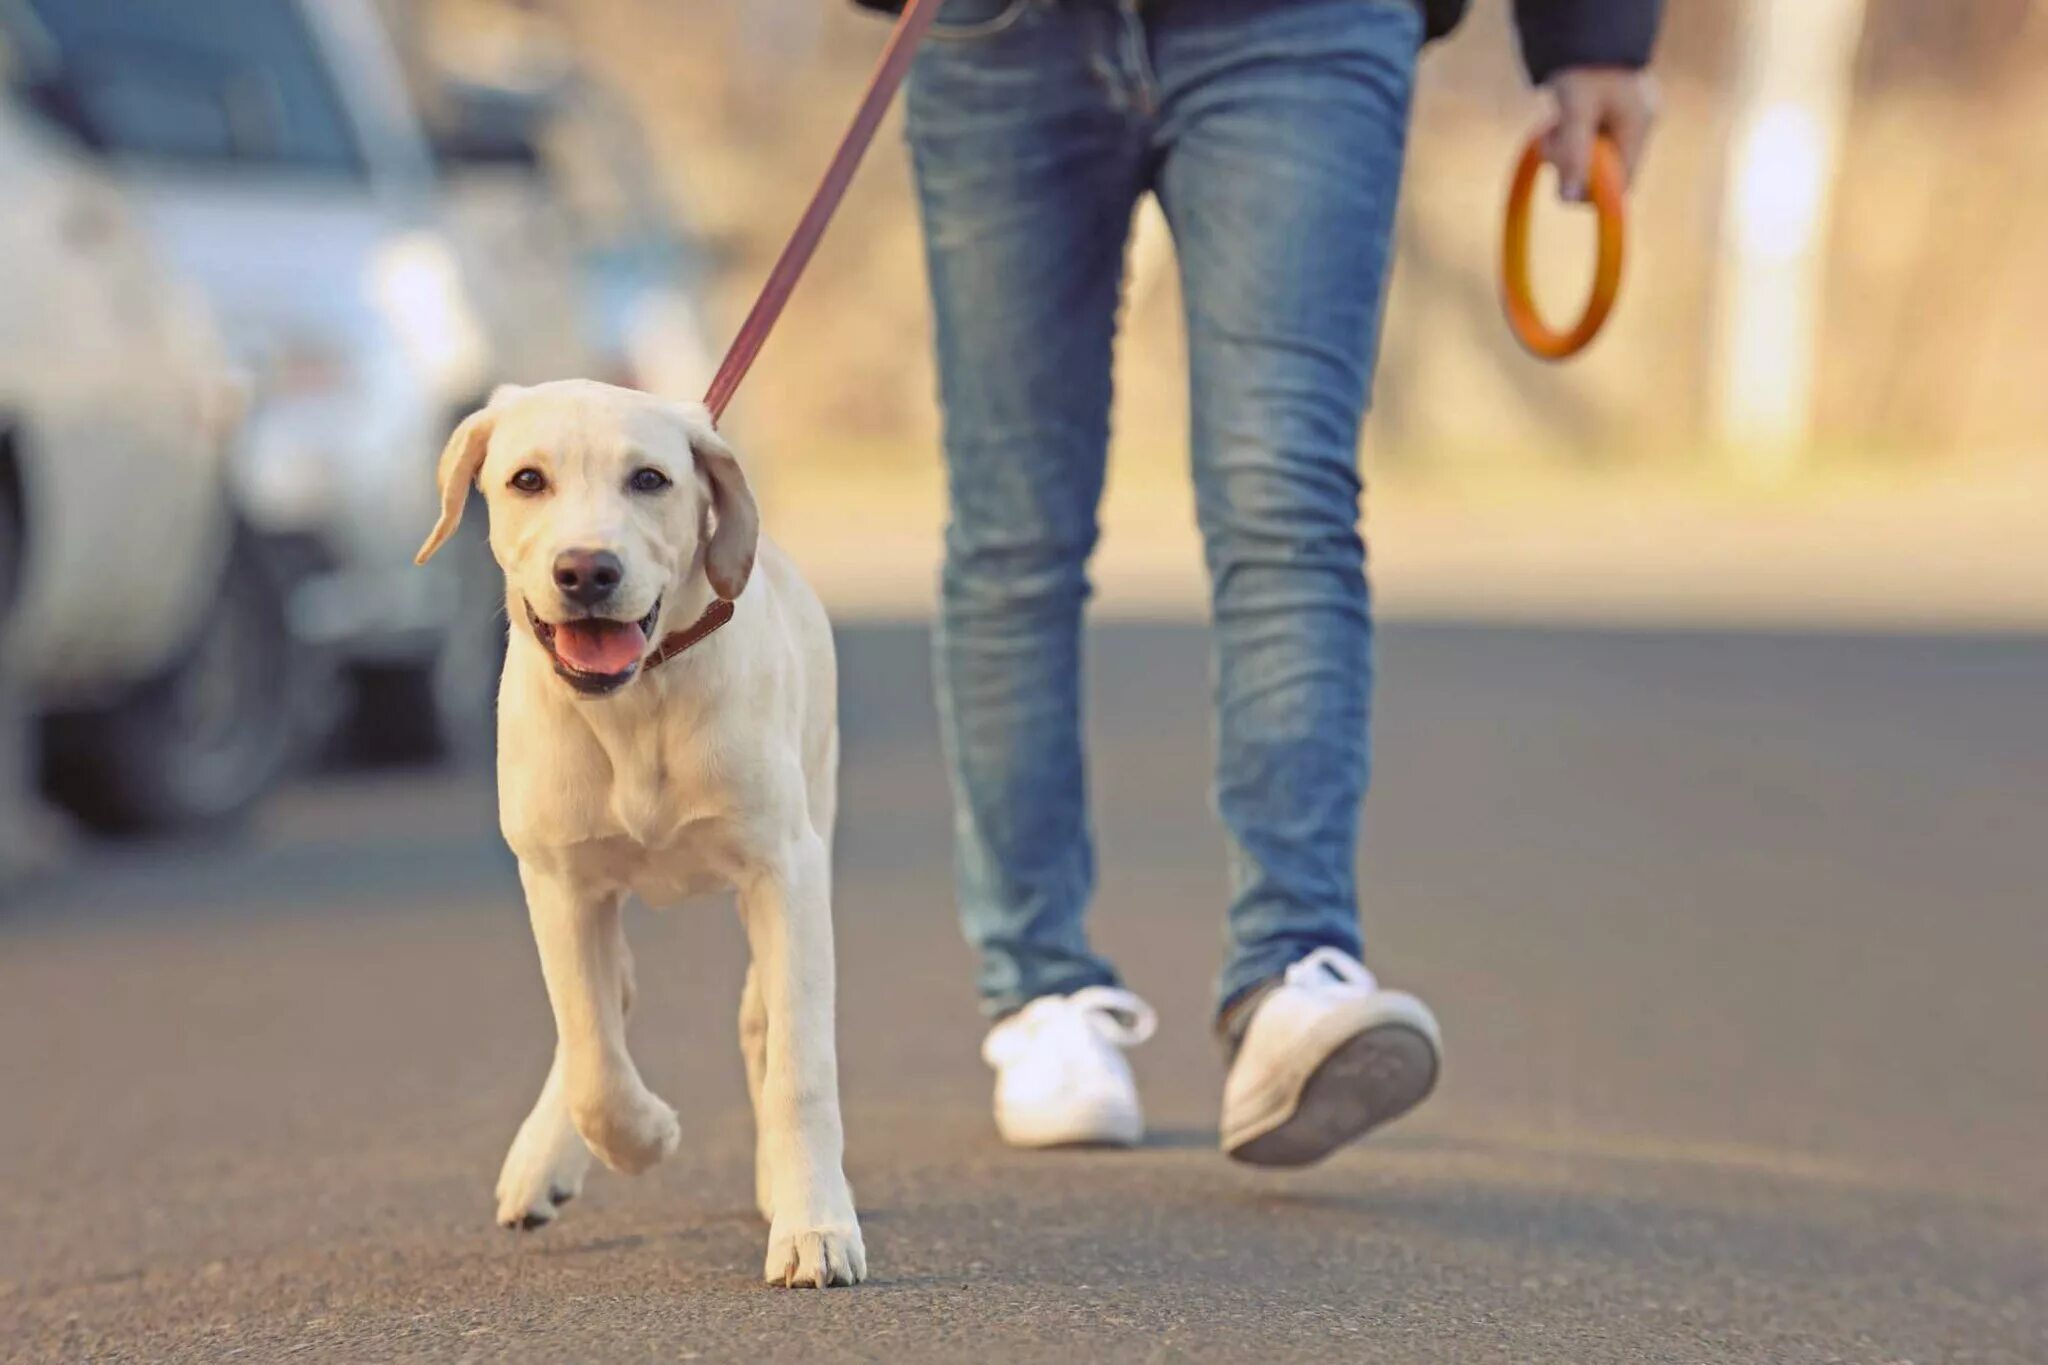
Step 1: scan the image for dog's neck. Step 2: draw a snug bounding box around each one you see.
[644,597,734,672]
[632,566,735,693]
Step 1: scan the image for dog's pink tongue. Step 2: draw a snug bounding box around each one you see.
[553,620,647,675]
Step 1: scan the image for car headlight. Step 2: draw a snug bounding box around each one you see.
[366,230,489,401]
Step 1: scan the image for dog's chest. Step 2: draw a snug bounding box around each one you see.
[604,743,697,848]
[623,825,740,906]
[577,752,743,904]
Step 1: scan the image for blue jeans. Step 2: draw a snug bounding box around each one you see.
[906,0,1422,1018]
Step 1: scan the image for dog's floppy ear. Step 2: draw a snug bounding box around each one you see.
[415,407,495,565]
[679,406,759,602]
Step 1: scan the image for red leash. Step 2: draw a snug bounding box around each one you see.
[702,0,945,422]
[648,0,941,668]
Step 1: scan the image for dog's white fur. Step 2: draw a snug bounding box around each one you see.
[417,379,862,1288]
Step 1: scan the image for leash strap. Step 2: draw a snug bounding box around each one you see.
[654,0,940,667]
[702,0,945,423]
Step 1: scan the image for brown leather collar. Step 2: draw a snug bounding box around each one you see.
[643,598,735,672]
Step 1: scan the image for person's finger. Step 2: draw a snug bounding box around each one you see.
[1607,80,1658,188]
[1544,93,1598,203]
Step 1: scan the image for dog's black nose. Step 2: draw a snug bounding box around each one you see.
[553,548,623,606]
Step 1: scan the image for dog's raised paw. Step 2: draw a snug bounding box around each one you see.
[574,1093,680,1176]
[764,1224,867,1289]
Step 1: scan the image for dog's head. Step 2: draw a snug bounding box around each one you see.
[414,380,758,698]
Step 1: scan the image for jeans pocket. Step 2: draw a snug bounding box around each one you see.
[929,0,1036,41]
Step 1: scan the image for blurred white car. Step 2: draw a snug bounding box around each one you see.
[0,32,295,835]
[419,53,717,405]
[13,0,505,763]
[402,0,715,403]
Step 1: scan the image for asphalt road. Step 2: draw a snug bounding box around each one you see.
[3,623,2044,1364]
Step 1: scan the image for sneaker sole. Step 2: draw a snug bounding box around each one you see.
[1224,1021,1439,1168]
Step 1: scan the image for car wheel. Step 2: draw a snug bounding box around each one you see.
[338,518,505,768]
[43,528,299,836]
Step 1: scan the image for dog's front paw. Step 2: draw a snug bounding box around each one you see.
[764,1220,866,1288]
[495,1111,592,1230]
[572,1091,681,1176]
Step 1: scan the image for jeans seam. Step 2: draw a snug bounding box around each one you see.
[927,0,1039,41]
[1114,0,1158,115]
[1083,0,1157,121]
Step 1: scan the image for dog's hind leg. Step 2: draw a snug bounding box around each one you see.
[521,864,680,1177]
[739,962,773,1221]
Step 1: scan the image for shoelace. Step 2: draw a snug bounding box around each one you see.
[1283,946,1380,996]
[982,986,1158,1067]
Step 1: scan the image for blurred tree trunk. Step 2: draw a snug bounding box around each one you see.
[1709,0,1866,478]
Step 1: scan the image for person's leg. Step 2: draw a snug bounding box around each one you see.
[1149,0,1424,1016]
[905,0,1151,1017]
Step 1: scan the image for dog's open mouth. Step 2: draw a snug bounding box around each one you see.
[527,599,661,695]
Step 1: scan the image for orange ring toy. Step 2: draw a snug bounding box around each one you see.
[1501,131,1626,361]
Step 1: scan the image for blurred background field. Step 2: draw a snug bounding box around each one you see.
[638,0,2048,461]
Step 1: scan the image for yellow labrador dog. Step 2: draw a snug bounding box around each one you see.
[415,379,863,1288]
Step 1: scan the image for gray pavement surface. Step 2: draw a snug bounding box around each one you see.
[3,623,2044,1363]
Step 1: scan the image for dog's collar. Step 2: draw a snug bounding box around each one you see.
[643,598,735,672]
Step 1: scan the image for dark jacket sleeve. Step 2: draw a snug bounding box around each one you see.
[1513,0,1663,83]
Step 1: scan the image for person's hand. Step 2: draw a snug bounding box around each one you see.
[1541,67,1658,202]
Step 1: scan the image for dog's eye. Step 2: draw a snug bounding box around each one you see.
[628,467,671,494]
[509,468,548,494]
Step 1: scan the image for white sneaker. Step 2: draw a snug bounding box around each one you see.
[981,986,1158,1148]
[1221,947,1441,1167]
